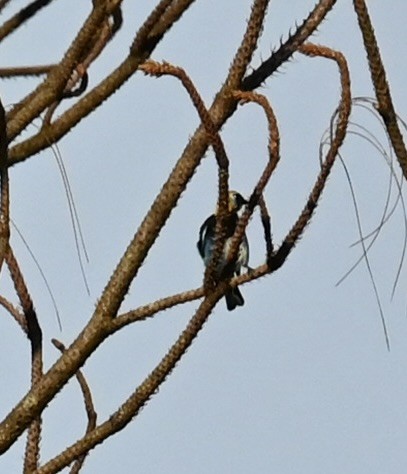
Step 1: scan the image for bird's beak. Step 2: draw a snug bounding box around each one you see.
[236,194,248,208]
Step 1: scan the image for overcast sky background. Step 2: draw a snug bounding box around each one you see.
[0,1,407,473]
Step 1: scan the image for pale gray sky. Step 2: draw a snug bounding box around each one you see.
[0,1,407,473]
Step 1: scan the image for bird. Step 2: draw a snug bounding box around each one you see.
[197,190,249,311]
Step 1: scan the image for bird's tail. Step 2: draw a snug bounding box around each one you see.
[225,286,244,311]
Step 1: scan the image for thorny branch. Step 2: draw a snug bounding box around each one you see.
[242,0,337,90]
[0,0,402,471]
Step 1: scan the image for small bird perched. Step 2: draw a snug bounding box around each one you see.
[197,190,249,311]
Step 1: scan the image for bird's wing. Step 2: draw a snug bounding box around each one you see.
[197,214,216,258]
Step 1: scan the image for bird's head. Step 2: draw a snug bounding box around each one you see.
[228,190,248,212]
[215,190,247,214]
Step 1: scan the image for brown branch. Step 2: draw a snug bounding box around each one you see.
[0,0,12,14]
[113,287,203,330]
[51,339,97,474]
[6,248,43,472]
[0,294,27,333]
[108,262,290,334]
[259,194,273,259]
[227,0,270,88]
[142,0,192,44]
[0,0,56,42]
[0,99,9,273]
[130,0,194,54]
[0,65,54,78]
[352,0,407,179]
[79,5,122,68]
